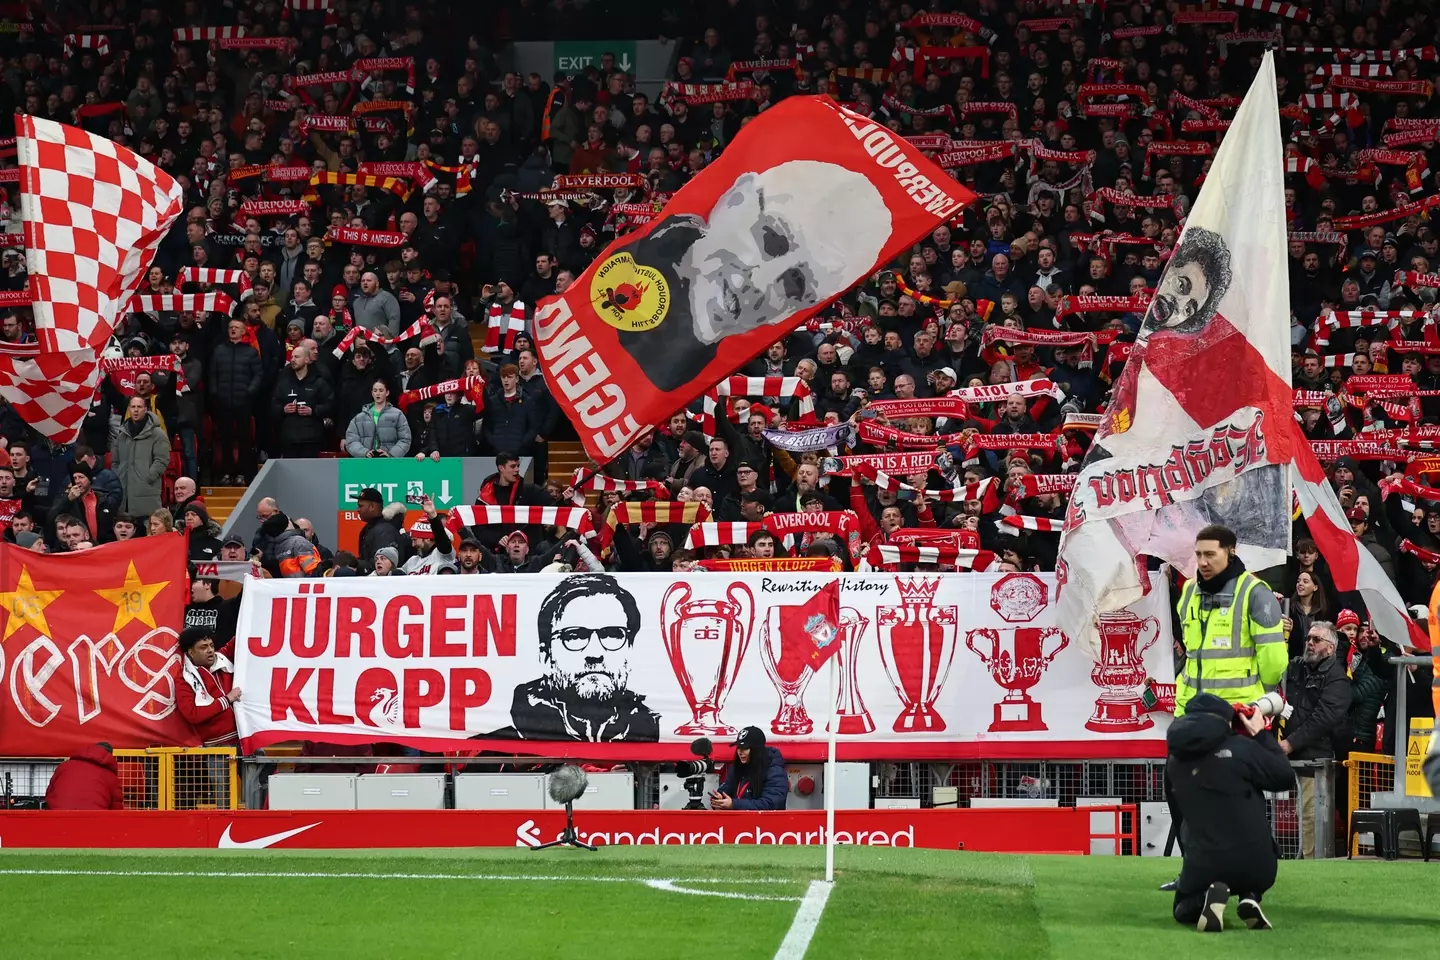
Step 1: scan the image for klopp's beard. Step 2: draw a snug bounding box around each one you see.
[550,662,629,700]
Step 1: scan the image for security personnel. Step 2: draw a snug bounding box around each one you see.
[1166,693,1296,932]
[1175,524,1288,716]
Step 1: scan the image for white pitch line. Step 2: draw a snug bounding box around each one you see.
[0,869,794,885]
[644,879,801,902]
[773,880,833,960]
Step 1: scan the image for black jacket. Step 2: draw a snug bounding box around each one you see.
[208,340,263,410]
[271,367,335,446]
[424,403,479,457]
[1281,654,1351,760]
[1166,712,1295,872]
[481,389,538,455]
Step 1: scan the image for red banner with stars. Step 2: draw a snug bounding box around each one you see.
[0,536,198,755]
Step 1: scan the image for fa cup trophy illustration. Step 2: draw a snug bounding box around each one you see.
[876,578,959,732]
[660,582,754,736]
[1085,610,1160,732]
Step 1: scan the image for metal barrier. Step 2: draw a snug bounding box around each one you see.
[1,748,238,811]
[1346,752,1398,856]
[872,760,1168,806]
[1266,759,1336,860]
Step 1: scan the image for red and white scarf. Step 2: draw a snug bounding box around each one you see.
[447,505,597,540]
[332,317,439,357]
[863,543,995,571]
[130,292,235,316]
[684,522,764,549]
[483,302,527,353]
[696,376,814,439]
[176,267,254,300]
[102,355,190,393]
[397,375,484,412]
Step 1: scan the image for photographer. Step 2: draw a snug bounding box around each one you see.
[1166,693,1295,933]
[710,727,788,811]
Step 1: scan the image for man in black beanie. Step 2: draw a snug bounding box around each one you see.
[1165,692,1296,933]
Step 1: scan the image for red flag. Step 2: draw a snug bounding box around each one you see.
[776,580,844,680]
[533,96,975,463]
[0,536,198,754]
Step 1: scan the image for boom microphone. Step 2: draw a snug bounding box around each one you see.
[548,764,589,805]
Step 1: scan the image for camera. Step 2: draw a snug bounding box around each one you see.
[664,738,716,810]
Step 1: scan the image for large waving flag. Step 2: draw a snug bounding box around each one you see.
[18,114,184,352]
[0,115,182,443]
[1056,53,1297,651]
[533,96,975,463]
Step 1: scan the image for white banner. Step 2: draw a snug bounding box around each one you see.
[233,572,1174,759]
[1057,52,1294,650]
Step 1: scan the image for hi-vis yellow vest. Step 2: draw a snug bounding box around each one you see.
[1175,570,1284,716]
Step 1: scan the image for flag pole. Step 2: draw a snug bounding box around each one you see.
[824,654,840,883]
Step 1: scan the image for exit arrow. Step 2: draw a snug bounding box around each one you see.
[618,52,633,72]
[437,479,453,505]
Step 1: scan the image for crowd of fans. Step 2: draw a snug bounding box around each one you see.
[2,3,1440,751]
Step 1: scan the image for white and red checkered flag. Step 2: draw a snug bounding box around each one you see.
[18,114,184,353]
[0,341,102,443]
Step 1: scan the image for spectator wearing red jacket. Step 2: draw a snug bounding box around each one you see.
[175,626,240,747]
[45,742,125,810]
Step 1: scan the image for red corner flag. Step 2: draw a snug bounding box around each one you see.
[0,535,196,754]
[777,580,844,680]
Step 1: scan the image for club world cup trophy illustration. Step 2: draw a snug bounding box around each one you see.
[876,578,959,733]
[834,608,874,734]
[1085,610,1160,732]
[965,573,1068,732]
[660,582,754,736]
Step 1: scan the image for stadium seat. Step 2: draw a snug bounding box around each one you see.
[1348,809,1395,859]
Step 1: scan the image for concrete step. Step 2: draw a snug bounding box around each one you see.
[201,486,247,526]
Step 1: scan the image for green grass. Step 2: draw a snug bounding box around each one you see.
[0,847,1432,958]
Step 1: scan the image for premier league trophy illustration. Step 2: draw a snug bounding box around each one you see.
[660,582,754,736]
[1085,609,1161,732]
[876,578,959,733]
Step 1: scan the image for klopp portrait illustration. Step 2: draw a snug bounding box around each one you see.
[590,160,893,392]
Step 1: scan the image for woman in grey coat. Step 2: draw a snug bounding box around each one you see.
[344,378,412,458]
[113,396,172,518]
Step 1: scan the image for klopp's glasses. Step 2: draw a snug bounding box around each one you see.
[558,626,630,652]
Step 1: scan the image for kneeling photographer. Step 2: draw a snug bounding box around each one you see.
[1166,693,1296,933]
[710,727,788,811]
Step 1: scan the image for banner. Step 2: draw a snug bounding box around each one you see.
[0,537,197,754]
[532,96,974,463]
[232,571,1173,759]
[1057,53,1295,652]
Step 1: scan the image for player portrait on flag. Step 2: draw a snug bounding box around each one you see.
[1058,53,1297,642]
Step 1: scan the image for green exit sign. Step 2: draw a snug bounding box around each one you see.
[554,41,636,77]
[336,458,465,510]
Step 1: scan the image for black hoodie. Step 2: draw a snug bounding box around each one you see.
[1165,706,1296,869]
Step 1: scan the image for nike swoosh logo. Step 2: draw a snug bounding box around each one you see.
[217,822,321,849]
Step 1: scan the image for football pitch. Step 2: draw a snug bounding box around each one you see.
[0,847,1430,958]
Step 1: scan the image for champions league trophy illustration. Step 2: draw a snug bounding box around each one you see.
[834,608,874,734]
[876,578,960,733]
[1085,610,1161,732]
[965,573,1068,732]
[758,606,822,736]
[660,582,754,736]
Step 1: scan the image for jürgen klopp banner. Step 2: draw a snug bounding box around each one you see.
[533,96,975,463]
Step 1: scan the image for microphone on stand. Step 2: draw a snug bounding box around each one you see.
[533,765,597,852]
